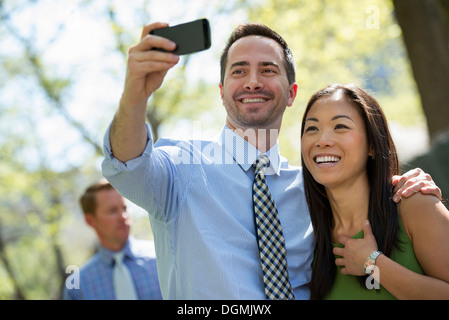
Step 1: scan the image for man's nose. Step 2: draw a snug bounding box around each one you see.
[244,72,263,91]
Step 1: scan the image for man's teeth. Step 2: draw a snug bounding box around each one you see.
[242,98,266,103]
[315,156,340,163]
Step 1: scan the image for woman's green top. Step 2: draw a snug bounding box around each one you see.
[324,219,424,300]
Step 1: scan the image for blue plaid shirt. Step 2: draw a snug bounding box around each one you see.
[63,237,162,300]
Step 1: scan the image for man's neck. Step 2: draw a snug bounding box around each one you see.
[226,122,280,153]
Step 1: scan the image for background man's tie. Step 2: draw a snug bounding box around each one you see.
[113,251,138,300]
[252,155,295,300]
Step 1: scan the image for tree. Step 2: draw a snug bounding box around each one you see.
[393,0,449,141]
[392,0,449,206]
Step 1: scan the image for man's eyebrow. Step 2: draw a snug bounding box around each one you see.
[260,61,281,70]
[229,61,249,69]
[229,61,281,70]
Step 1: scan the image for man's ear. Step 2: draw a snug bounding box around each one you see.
[84,213,95,228]
[287,82,299,107]
[219,83,224,100]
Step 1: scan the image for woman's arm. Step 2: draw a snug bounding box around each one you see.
[388,193,449,299]
[334,194,449,299]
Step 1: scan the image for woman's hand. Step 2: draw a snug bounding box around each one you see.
[333,220,378,276]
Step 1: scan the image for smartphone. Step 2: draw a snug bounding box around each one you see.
[150,19,211,55]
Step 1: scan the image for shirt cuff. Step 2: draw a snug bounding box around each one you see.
[102,122,154,173]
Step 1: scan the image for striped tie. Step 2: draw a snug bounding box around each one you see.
[252,155,295,300]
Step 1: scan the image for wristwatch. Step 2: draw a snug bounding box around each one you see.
[364,250,383,275]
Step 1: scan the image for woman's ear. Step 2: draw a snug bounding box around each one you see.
[368,145,375,159]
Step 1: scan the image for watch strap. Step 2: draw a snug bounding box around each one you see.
[364,250,383,275]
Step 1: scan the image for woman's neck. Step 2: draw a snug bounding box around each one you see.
[325,175,371,242]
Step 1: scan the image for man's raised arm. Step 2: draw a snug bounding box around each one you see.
[110,22,179,163]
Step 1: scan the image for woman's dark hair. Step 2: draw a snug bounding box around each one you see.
[300,83,401,299]
[219,23,296,85]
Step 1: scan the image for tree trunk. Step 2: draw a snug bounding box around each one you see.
[393,0,449,142]
[0,221,26,300]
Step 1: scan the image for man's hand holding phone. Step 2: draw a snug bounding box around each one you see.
[121,22,180,110]
[112,19,210,163]
[121,19,211,109]
[149,19,211,55]
[111,22,180,163]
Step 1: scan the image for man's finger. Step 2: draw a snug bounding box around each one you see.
[141,22,169,39]
[420,186,442,200]
[395,168,423,188]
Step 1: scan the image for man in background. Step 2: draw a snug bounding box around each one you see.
[63,179,162,300]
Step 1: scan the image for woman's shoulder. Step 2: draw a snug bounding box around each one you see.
[399,192,441,213]
[398,192,448,241]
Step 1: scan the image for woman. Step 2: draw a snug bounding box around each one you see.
[301,83,449,299]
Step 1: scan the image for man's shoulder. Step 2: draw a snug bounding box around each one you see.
[78,251,103,272]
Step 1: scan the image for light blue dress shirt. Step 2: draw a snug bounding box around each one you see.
[63,237,162,300]
[102,124,315,300]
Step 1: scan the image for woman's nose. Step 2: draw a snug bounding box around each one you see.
[316,131,335,148]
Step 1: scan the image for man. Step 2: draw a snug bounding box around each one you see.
[63,179,162,300]
[102,22,440,299]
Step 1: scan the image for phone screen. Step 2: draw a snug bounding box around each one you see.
[150,19,211,55]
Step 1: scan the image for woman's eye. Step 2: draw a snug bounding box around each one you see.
[335,124,349,130]
[305,126,318,132]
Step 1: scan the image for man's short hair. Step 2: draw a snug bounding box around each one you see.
[79,179,114,215]
[219,23,296,85]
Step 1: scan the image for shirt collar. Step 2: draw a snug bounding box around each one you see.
[220,125,281,176]
[98,237,136,265]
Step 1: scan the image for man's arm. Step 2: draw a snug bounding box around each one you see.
[110,22,179,163]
